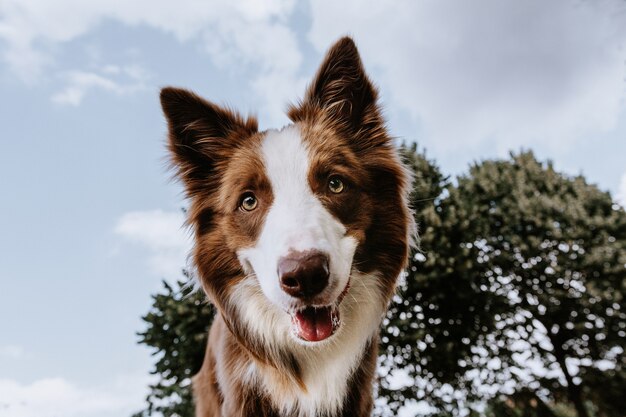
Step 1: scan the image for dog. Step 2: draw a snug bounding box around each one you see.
[160,36,413,417]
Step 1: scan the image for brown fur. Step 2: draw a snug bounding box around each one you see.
[160,37,412,417]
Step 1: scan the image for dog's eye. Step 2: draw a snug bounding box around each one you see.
[240,193,258,211]
[328,176,345,194]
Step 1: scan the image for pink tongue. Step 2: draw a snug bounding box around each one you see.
[294,307,335,342]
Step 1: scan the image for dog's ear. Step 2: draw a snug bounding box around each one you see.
[289,37,382,135]
[160,87,257,197]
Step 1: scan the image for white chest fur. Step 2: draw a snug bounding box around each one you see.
[234,271,386,417]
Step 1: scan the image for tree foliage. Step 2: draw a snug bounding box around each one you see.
[379,145,513,413]
[133,273,214,417]
[134,147,626,417]
[381,150,626,417]
[450,152,626,417]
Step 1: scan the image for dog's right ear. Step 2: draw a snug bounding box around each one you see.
[288,37,381,137]
[160,87,258,197]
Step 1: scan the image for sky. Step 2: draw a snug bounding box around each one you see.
[1,0,626,416]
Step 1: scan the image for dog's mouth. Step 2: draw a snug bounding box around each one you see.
[290,305,340,342]
[288,279,351,343]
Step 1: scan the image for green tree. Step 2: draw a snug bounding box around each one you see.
[133,273,214,417]
[381,151,626,417]
[379,145,513,414]
[451,152,626,417]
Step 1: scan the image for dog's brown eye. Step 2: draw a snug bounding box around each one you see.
[328,176,344,194]
[240,193,258,211]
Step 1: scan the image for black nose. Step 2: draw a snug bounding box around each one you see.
[278,251,330,298]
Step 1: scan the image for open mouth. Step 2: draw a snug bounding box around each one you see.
[290,305,340,342]
[288,279,351,342]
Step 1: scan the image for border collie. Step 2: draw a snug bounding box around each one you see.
[160,36,413,417]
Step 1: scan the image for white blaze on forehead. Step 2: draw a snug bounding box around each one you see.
[237,124,357,311]
[262,125,322,249]
[260,125,345,250]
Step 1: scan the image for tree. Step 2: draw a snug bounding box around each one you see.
[451,152,626,417]
[379,145,513,414]
[133,273,214,417]
[380,151,626,417]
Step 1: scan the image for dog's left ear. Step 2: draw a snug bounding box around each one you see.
[289,37,383,136]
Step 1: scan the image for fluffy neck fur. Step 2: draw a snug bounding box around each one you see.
[193,270,387,417]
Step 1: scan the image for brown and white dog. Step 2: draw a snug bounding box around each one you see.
[160,37,413,417]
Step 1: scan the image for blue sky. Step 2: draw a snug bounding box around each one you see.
[1,1,625,416]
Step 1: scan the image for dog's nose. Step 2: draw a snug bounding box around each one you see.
[278,251,330,298]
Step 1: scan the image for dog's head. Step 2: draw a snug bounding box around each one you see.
[160,37,412,346]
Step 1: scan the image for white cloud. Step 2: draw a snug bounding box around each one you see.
[202,19,306,125]
[617,171,626,207]
[4,0,626,142]
[51,65,149,106]
[307,0,626,151]
[0,374,150,417]
[0,345,24,359]
[114,209,191,278]
[0,0,301,123]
